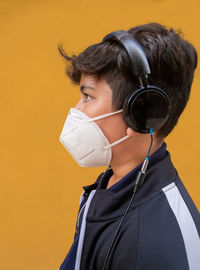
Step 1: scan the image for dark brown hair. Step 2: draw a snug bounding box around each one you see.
[58,23,197,139]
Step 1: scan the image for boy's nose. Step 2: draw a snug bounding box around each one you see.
[74,100,82,110]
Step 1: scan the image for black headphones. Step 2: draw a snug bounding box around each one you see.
[102,30,171,134]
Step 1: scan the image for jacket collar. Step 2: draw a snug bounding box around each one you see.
[83,151,178,220]
[98,142,167,192]
[83,142,167,194]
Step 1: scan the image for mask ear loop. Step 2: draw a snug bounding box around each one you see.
[104,135,130,150]
[86,109,123,122]
[102,128,153,270]
[85,108,130,150]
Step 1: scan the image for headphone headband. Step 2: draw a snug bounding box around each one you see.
[102,30,151,77]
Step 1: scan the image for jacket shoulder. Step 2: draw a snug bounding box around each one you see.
[136,179,200,270]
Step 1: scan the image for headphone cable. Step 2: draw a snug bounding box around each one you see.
[102,128,153,270]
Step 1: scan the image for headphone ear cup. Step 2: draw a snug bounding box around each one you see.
[123,86,171,133]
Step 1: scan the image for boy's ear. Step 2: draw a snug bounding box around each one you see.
[126,127,136,137]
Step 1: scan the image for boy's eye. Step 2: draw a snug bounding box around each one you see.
[83,93,92,102]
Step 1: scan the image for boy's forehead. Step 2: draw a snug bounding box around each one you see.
[80,73,112,95]
[80,73,98,85]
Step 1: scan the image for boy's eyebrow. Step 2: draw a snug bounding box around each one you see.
[80,85,96,92]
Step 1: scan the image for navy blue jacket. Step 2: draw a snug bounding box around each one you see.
[59,144,200,270]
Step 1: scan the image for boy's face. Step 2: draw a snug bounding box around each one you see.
[74,73,131,161]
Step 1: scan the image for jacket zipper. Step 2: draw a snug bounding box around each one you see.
[75,165,111,234]
[75,201,87,234]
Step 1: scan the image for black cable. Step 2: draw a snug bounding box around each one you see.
[102,129,153,270]
[102,187,137,270]
[147,128,153,158]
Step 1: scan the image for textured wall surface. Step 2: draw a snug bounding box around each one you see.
[0,0,199,269]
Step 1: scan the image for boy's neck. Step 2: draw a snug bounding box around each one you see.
[106,140,163,190]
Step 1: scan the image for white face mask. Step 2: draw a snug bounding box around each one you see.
[59,108,130,167]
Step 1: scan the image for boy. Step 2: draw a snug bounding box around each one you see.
[58,23,200,269]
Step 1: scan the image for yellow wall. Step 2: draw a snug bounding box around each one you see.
[1,0,199,269]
